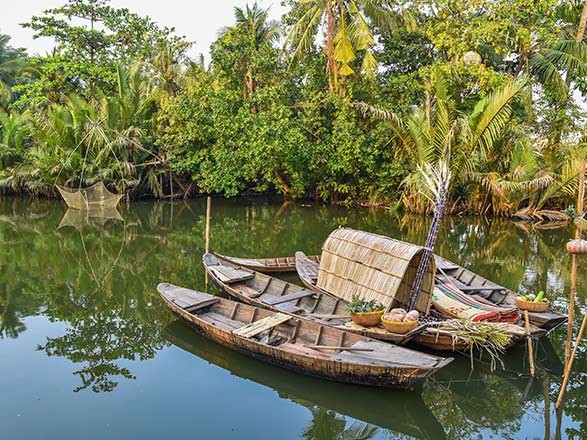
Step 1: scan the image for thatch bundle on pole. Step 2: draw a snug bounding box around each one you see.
[317,228,436,313]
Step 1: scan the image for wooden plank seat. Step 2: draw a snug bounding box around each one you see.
[164,284,219,311]
[209,265,255,284]
[263,290,316,306]
[233,313,292,338]
[201,312,243,331]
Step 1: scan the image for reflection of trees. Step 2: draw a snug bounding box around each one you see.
[1,197,587,435]
[302,407,378,440]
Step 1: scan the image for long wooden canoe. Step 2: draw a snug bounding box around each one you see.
[158,282,452,388]
[217,253,320,273]
[205,253,426,344]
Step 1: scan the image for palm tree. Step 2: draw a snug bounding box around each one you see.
[286,0,395,95]
[219,3,280,99]
[0,33,30,106]
[357,70,526,213]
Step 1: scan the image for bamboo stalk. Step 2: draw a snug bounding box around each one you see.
[524,310,535,377]
[556,309,587,409]
[565,160,585,366]
[205,196,212,253]
[565,255,577,366]
[544,373,551,440]
[205,196,211,286]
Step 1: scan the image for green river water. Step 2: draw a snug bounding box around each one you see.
[0,197,585,439]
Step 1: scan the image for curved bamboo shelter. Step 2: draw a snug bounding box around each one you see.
[56,182,123,210]
[317,228,435,314]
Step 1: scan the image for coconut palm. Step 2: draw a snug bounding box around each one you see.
[286,0,396,94]
[219,3,281,98]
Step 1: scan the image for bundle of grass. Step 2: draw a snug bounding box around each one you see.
[426,320,512,370]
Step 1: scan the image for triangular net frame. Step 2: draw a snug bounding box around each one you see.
[56,182,123,210]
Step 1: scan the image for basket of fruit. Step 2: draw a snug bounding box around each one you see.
[345,296,385,327]
[381,308,420,334]
[514,291,549,313]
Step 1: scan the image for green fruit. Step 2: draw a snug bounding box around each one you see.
[574,217,587,231]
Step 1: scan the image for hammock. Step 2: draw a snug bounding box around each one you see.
[432,281,520,323]
[56,182,123,210]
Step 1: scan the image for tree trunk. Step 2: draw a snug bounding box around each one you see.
[325,0,338,94]
[578,0,587,42]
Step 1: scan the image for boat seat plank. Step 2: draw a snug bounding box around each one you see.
[332,341,444,368]
[233,312,292,338]
[236,284,261,297]
[434,257,460,271]
[162,284,218,309]
[263,290,316,306]
[274,302,304,314]
[201,312,244,331]
[459,285,505,292]
[209,266,254,284]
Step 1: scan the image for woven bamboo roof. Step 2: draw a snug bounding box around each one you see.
[316,228,435,314]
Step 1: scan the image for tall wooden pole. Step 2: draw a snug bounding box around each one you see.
[565,160,585,365]
[524,310,535,377]
[556,161,586,408]
[205,196,211,287]
[556,309,587,408]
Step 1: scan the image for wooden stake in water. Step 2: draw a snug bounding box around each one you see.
[556,309,587,409]
[565,160,585,366]
[524,310,535,377]
[205,196,211,286]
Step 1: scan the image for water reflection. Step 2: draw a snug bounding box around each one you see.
[164,320,446,440]
[0,197,585,438]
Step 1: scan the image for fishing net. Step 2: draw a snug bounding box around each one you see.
[56,182,123,210]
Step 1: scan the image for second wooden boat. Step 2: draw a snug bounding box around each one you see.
[158,282,453,388]
[205,253,425,344]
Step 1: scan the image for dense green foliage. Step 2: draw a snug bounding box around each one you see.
[1,0,587,215]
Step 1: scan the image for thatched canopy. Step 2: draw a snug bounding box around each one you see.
[317,228,435,313]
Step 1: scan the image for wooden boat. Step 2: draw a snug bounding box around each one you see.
[206,254,426,343]
[222,250,564,332]
[217,253,319,273]
[433,255,567,331]
[295,250,550,351]
[157,282,453,388]
[163,320,448,440]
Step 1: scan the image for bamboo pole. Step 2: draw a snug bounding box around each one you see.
[524,310,535,377]
[556,309,587,408]
[205,196,211,287]
[543,373,551,440]
[564,161,585,366]
[205,196,211,254]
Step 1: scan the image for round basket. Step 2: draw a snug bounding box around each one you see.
[514,297,549,313]
[350,310,384,327]
[566,239,587,255]
[381,317,419,334]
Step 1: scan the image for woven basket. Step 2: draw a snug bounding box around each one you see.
[566,239,587,255]
[350,310,384,327]
[381,317,418,334]
[514,297,549,313]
